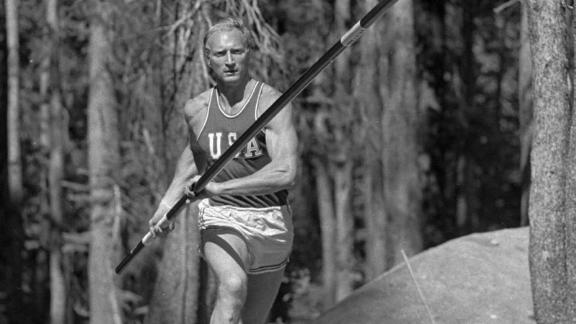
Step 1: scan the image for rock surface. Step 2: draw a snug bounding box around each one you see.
[313,227,534,324]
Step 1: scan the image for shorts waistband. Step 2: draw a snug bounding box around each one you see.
[203,199,287,212]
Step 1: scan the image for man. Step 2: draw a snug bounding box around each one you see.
[148,18,298,324]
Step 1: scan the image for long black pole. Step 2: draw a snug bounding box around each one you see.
[115,0,400,274]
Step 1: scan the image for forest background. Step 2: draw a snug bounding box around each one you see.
[0,0,530,323]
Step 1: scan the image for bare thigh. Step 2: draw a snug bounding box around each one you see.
[202,229,250,312]
[202,228,250,273]
[201,228,286,324]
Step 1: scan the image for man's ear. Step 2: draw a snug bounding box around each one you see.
[204,49,211,67]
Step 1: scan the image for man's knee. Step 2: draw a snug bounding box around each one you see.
[218,273,248,302]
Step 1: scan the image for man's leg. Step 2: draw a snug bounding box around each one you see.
[203,230,250,324]
[241,268,285,324]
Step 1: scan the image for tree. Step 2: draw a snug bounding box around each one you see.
[5,0,26,322]
[0,0,6,316]
[377,0,422,266]
[87,0,122,322]
[357,0,387,281]
[526,1,576,322]
[38,0,69,322]
[145,1,204,322]
[0,0,6,230]
[331,0,355,303]
[454,0,477,232]
[6,0,22,207]
[309,0,357,306]
[518,2,532,227]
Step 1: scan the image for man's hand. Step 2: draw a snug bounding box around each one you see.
[183,175,222,200]
[148,201,175,237]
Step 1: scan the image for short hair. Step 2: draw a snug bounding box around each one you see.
[203,18,253,53]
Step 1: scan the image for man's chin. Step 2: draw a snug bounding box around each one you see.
[220,74,245,84]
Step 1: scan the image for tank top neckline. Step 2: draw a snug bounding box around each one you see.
[215,80,260,118]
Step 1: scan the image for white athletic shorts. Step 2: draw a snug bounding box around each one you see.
[198,199,294,275]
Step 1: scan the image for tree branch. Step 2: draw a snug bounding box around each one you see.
[494,0,520,14]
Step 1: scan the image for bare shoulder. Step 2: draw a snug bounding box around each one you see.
[184,89,211,131]
[257,82,295,132]
[258,83,283,113]
[184,89,211,118]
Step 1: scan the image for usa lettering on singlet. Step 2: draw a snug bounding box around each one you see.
[196,80,288,208]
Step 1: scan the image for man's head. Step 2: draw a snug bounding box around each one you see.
[204,19,253,85]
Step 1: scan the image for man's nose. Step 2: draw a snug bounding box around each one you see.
[225,52,234,65]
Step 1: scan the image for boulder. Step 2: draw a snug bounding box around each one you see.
[313,227,534,324]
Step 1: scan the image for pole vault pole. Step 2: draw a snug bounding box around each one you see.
[115,0,401,274]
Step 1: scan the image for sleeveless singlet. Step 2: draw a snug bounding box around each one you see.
[196,80,288,208]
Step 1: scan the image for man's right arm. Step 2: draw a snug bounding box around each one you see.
[149,95,207,235]
[148,145,198,235]
[160,146,198,207]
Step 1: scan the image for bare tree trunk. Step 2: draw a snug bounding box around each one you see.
[455,0,476,233]
[333,161,354,302]
[313,158,336,308]
[38,0,69,322]
[0,0,8,319]
[5,0,25,321]
[6,0,22,207]
[519,3,533,227]
[356,0,387,281]
[47,0,67,322]
[147,204,201,324]
[87,0,122,323]
[526,1,575,322]
[332,0,355,302]
[38,1,52,319]
[379,0,422,266]
[147,1,204,322]
[361,162,386,280]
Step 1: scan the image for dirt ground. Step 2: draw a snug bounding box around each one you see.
[311,227,534,324]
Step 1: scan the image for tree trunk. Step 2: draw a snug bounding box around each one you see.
[519,3,533,227]
[313,158,336,308]
[38,0,51,319]
[0,0,7,319]
[146,1,204,322]
[332,0,355,303]
[6,0,22,207]
[333,161,354,302]
[455,155,468,229]
[87,0,122,323]
[379,0,422,266]
[526,1,575,322]
[39,0,69,322]
[356,0,387,281]
[146,204,201,324]
[361,160,386,280]
[5,0,25,322]
[455,0,476,232]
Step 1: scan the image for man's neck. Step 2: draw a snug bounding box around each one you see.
[216,76,252,111]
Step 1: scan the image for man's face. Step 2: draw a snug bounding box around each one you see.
[205,29,250,84]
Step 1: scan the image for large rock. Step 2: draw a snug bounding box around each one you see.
[313,227,534,324]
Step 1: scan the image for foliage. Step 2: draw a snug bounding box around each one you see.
[2,0,525,322]
[417,0,522,246]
